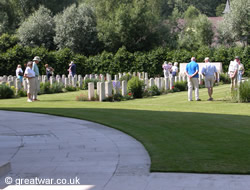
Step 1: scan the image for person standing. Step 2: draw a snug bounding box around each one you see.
[32,56,41,101]
[238,59,245,83]
[162,61,171,79]
[16,64,23,83]
[24,62,36,102]
[201,57,218,101]
[185,57,201,101]
[45,64,54,80]
[171,62,179,78]
[70,61,76,77]
[228,56,239,91]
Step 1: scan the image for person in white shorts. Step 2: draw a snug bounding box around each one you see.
[228,56,239,91]
[24,61,36,102]
[201,57,218,101]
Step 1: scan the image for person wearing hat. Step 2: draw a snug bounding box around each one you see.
[201,57,218,101]
[32,56,41,101]
[24,61,36,102]
[228,56,240,91]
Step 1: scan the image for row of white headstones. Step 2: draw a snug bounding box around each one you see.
[0,72,218,101]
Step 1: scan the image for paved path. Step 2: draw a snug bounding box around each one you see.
[0,111,249,190]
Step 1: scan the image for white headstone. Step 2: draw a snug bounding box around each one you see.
[88,82,95,100]
[99,82,105,102]
[105,81,112,97]
[144,78,149,89]
[122,81,127,96]
[149,78,154,88]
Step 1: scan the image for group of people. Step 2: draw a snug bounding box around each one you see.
[162,61,179,79]
[184,56,244,101]
[15,58,77,102]
[21,56,41,102]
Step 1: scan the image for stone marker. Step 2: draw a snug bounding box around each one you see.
[149,78,154,88]
[144,78,149,89]
[88,82,94,100]
[122,81,127,96]
[64,78,69,88]
[105,81,112,97]
[99,82,105,102]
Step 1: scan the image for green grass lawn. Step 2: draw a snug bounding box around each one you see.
[1,84,250,174]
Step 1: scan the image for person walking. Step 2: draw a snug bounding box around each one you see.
[32,56,41,101]
[16,64,23,83]
[24,61,36,102]
[201,57,218,101]
[185,57,201,101]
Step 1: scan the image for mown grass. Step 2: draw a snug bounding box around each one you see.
[0,84,250,174]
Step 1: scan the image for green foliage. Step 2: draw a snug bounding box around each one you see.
[83,79,100,90]
[127,77,144,98]
[40,82,52,94]
[0,33,19,53]
[219,73,231,84]
[0,84,14,99]
[54,3,99,55]
[178,10,214,50]
[65,86,78,92]
[17,89,27,97]
[218,0,250,46]
[148,85,161,96]
[184,5,201,21]
[17,6,55,49]
[174,81,187,91]
[239,80,250,102]
[94,0,165,52]
[51,83,64,93]
[216,3,225,17]
[119,73,132,82]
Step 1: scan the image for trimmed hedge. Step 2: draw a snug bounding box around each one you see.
[0,43,249,78]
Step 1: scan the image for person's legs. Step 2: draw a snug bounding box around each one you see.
[193,78,199,100]
[187,78,193,101]
[33,77,39,100]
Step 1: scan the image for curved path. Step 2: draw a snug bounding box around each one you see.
[0,111,250,190]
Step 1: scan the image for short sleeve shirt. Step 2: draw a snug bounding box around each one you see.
[201,63,217,77]
[25,67,35,78]
[186,61,199,78]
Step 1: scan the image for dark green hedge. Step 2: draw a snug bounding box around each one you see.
[0,44,249,78]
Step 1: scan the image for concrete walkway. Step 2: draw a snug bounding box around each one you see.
[0,111,249,190]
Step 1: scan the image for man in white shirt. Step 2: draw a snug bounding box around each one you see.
[228,56,239,91]
[24,61,36,102]
[201,57,218,101]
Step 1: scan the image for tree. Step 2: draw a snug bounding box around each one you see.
[178,6,214,50]
[218,0,250,46]
[91,0,166,52]
[17,5,55,49]
[54,3,99,55]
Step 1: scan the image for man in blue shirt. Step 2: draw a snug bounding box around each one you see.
[185,57,201,101]
[201,57,218,101]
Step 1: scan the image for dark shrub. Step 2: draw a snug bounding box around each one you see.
[0,84,14,99]
[174,81,187,91]
[127,77,144,98]
[148,85,161,96]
